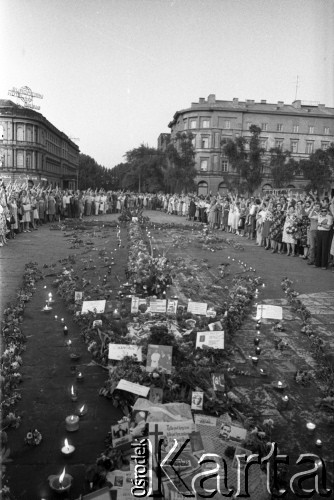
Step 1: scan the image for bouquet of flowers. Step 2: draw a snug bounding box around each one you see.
[285,217,299,235]
[24,429,42,446]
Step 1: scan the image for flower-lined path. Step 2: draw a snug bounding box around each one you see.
[1,210,334,499]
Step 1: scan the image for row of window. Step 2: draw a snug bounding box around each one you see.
[199,159,229,172]
[193,133,330,153]
[184,119,331,135]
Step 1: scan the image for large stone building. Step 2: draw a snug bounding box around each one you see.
[166,94,334,195]
[0,99,79,189]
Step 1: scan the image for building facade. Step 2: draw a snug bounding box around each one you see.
[0,99,79,189]
[167,94,334,195]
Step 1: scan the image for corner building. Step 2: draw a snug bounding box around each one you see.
[167,94,334,195]
[0,99,79,189]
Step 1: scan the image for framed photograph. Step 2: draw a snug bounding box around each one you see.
[191,391,204,410]
[75,291,83,301]
[146,345,172,374]
[111,421,130,448]
[211,373,225,392]
[219,423,247,443]
[149,387,163,404]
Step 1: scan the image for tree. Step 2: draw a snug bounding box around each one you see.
[222,125,265,194]
[299,144,334,192]
[268,148,298,188]
[123,144,165,192]
[165,132,197,193]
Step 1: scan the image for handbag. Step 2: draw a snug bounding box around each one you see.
[22,204,31,212]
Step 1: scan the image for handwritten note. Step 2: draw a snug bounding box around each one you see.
[108,344,142,362]
[187,302,208,316]
[116,379,150,397]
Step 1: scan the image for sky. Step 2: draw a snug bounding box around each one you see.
[1,0,334,169]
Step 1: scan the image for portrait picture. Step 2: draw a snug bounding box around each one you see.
[111,421,130,447]
[219,423,247,443]
[212,373,225,392]
[191,391,203,410]
[146,345,172,374]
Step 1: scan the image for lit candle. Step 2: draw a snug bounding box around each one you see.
[63,326,68,335]
[306,422,316,434]
[42,304,52,312]
[255,346,261,355]
[315,439,322,448]
[282,395,289,408]
[48,467,73,492]
[65,414,79,431]
[61,438,75,455]
[66,340,72,347]
[259,368,267,376]
[277,381,284,391]
[70,385,78,401]
[76,372,84,382]
[78,404,87,417]
[55,315,58,320]
[251,356,258,365]
[61,318,64,323]
[254,337,260,346]
[112,308,121,319]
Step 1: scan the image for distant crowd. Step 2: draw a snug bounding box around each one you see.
[0,183,333,271]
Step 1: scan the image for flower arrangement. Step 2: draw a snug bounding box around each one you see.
[285,216,299,235]
[24,429,42,446]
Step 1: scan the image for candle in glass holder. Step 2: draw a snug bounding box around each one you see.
[282,395,289,408]
[61,438,75,456]
[254,337,260,346]
[48,467,73,493]
[112,308,121,319]
[54,315,58,321]
[315,439,322,448]
[70,385,78,401]
[78,404,87,417]
[259,368,267,377]
[63,326,68,335]
[306,422,316,434]
[255,346,262,355]
[65,414,79,431]
[256,322,261,331]
[42,304,52,312]
[61,318,64,323]
[251,356,258,365]
[277,381,284,391]
[76,372,84,382]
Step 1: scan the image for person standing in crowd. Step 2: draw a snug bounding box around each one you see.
[282,205,298,256]
[269,202,285,254]
[306,201,321,265]
[48,191,56,222]
[314,206,333,269]
[20,189,31,232]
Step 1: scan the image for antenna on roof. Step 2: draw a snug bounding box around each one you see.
[294,75,300,101]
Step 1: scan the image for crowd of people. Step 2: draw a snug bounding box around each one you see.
[0,181,333,271]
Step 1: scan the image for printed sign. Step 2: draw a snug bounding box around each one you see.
[150,299,167,314]
[219,423,247,443]
[167,299,178,314]
[108,344,142,362]
[187,301,208,316]
[194,414,217,427]
[196,331,224,349]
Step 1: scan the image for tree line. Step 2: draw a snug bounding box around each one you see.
[78,128,334,194]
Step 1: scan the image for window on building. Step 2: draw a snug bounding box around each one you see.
[183,120,188,130]
[26,153,32,169]
[290,140,298,153]
[202,119,210,128]
[277,123,283,132]
[200,159,208,171]
[214,132,220,148]
[293,124,299,133]
[201,137,209,148]
[321,142,329,151]
[275,139,283,149]
[190,120,197,129]
[224,120,231,129]
[221,159,229,172]
[324,126,329,135]
[261,123,268,131]
[213,155,218,171]
[308,125,314,134]
[191,136,196,148]
[26,127,32,142]
[17,151,24,168]
[305,141,314,154]
[17,126,24,141]
[260,139,267,150]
